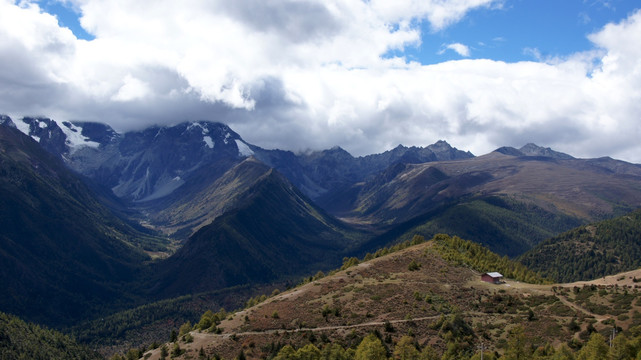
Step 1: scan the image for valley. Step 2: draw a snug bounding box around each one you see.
[2,115,641,359]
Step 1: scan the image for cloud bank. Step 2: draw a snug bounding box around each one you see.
[1,0,640,162]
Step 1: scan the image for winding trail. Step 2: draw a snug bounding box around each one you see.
[556,295,609,322]
[218,315,443,339]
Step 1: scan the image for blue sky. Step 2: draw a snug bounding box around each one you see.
[396,0,640,64]
[2,0,641,162]
[39,0,94,40]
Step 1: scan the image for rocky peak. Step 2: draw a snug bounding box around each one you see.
[17,117,68,156]
[519,143,574,160]
[427,140,474,161]
[494,146,525,156]
[66,121,120,146]
[0,115,16,128]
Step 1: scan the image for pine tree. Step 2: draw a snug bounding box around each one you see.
[576,333,608,360]
[393,335,420,360]
[321,343,348,360]
[297,343,321,360]
[502,326,529,360]
[419,344,440,360]
[355,334,387,360]
[275,345,297,360]
[160,344,169,360]
[609,334,633,360]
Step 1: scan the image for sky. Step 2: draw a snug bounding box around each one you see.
[1,0,640,162]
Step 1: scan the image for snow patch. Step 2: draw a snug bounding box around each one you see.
[203,136,214,149]
[187,122,204,133]
[224,132,231,144]
[13,118,30,135]
[38,121,48,129]
[137,174,186,202]
[235,139,254,157]
[31,135,40,142]
[60,122,100,153]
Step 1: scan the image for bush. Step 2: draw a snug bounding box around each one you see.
[408,260,421,271]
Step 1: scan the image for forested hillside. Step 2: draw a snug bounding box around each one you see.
[519,208,641,282]
[0,125,168,327]
[0,311,101,360]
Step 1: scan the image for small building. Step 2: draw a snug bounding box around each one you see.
[481,272,504,284]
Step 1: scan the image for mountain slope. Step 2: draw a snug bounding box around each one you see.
[143,235,641,360]
[337,150,641,256]
[363,196,584,257]
[0,125,162,327]
[519,208,641,282]
[149,164,365,297]
[346,151,641,224]
[133,156,245,238]
[136,157,324,240]
[0,311,102,360]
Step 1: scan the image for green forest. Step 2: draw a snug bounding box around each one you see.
[520,208,641,283]
[263,326,641,360]
[0,311,101,360]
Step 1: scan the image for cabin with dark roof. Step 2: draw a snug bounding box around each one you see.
[481,272,504,284]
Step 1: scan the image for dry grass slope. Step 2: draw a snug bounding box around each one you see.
[142,240,641,359]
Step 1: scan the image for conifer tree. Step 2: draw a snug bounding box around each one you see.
[576,333,608,360]
[355,334,387,360]
[297,343,322,360]
[321,343,348,360]
[393,335,420,360]
[275,344,297,360]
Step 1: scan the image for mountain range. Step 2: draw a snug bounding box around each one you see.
[2,113,641,353]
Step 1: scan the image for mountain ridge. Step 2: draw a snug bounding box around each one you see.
[3,115,474,203]
[0,125,169,327]
[148,161,367,298]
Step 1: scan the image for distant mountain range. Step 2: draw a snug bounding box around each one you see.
[3,113,641,336]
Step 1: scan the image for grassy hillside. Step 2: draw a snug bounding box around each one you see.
[519,208,641,282]
[338,151,641,258]
[357,195,583,258]
[139,234,641,360]
[0,311,102,360]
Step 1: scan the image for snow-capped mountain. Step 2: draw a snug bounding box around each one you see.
[6,116,257,201]
[4,115,474,203]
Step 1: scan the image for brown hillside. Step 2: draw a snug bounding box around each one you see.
[142,241,641,359]
[346,152,641,225]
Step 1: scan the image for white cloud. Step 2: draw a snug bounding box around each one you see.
[0,1,640,163]
[111,74,151,102]
[440,43,471,57]
[369,0,501,31]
